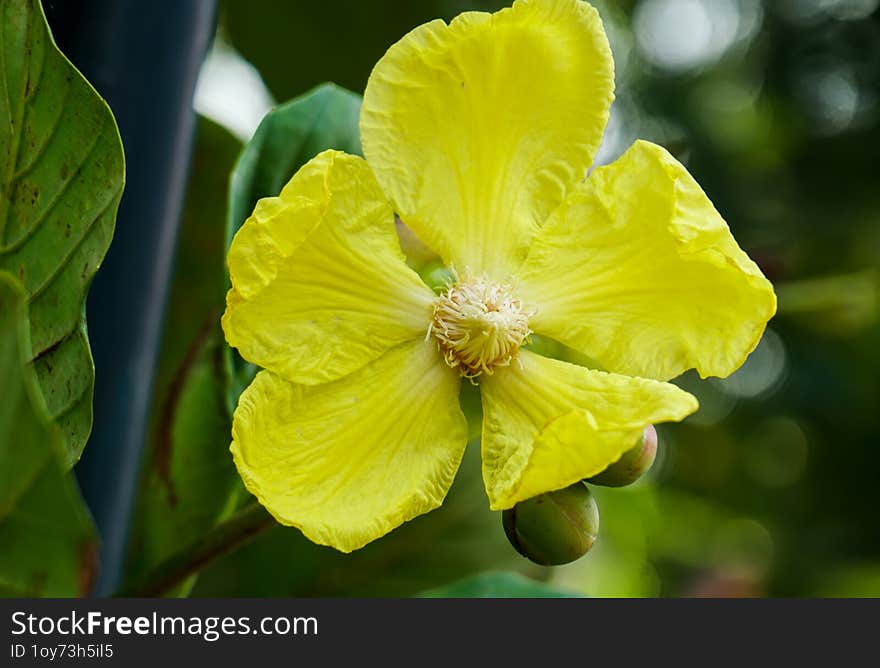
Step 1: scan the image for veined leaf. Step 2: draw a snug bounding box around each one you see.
[0,0,125,465]
[0,272,97,596]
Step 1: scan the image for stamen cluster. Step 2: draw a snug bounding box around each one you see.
[429,274,532,378]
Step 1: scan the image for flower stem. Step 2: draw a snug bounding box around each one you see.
[115,502,276,597]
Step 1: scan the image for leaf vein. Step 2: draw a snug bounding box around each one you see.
[10,33,56,181]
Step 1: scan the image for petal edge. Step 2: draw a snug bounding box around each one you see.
[520,139,777,381]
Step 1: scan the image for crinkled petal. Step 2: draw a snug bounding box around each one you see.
[222,150,435,385]
[361,0,614,278]
[480,349,697,509]
[519,140,777,381]
[231,339,467,553]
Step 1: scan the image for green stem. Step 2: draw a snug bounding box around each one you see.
[116,502,276,597]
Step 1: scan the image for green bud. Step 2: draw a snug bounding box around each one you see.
[587,425,658,487]
[502,482,599,566]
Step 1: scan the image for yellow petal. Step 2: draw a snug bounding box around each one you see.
[361,0,614,279]
[481,349,697,509]
[231,339,467,553]
[222,150,436,385]
[519,140,777,381]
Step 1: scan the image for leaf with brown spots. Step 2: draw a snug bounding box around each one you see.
[0,0,125,466]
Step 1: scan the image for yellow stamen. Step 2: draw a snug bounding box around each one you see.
[429,274,532,379]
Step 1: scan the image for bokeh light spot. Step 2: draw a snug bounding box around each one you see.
[633,0,760,73]
[714,328,787,399]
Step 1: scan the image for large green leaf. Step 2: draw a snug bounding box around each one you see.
[0,272,97,596]
[224,83,360,410]
[124,119,243,596]
[0,0,125,465]
[419,571,579,598]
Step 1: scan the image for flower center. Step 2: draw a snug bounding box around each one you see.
[429,275,532,379]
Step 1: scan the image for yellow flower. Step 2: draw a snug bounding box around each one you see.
[222,0,776,553]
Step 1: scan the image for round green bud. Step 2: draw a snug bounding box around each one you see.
[502,482,599,566]
[587,425,658,487]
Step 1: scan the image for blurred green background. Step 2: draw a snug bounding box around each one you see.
[137,0,880,597]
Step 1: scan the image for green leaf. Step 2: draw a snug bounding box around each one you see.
[419,571,579,598]
[0,0,125,465]
[224,83,361,410]
[0,272,98,597]
[125,118,243,596]
[226,82,361,248]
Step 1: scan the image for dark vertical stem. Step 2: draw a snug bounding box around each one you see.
[46,0,217,595]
